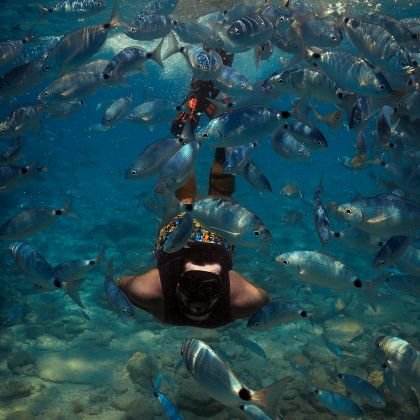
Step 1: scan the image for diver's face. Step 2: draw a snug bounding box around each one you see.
[176,262,222,320]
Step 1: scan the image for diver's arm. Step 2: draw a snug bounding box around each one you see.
[118,269,165,320]
[229,270,269,319]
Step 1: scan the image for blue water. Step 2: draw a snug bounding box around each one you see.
[0,1,419,419]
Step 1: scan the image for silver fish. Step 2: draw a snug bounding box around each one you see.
[262,67,340,104]
[155,141,200,195]
[312,388,364,417]
[292,14,342,49]
[373,235,412,268]
[181,338,288,408]
[174,20,224,48]
[227,14,274,47]
[240,160,272,192]
[375,336,420,393]
[102,41,164,82]
[282,121,328,149]
[196,106,291,147]
[383,274,420,295]
[183,197,271,247]
[0,104,46,138]
[276,251,363,290]
[40,0,106,19]
[213,65,253,94]
[313,175,330,244]
[342,17,414,76]
[125,136,185,179]
[126,98,181,127]
[0,199,73,240]
[337,372,386,407]
[163,212,193,253]
[0,163,47,193]
[39,71,105,104]
[9,241,56,290]
[0,61,46,97]
[247,299,309,329]
[0,35,33,69]
[366,12,419,44]
[164,33,223,80]
[101,96,133,127]
[104,260,135,318]
[53,247,105,282]
[223,142,258,174]
[43,2,121,74]
[336,191,420,236]
[126,13,176,41]
[271,129,311,162]
[309,49,393,97]
[240,404,273,420]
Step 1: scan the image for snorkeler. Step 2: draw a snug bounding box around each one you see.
[118,49,269,328]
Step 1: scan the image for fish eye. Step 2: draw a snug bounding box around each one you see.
[130,27,136,32]
[43,91,49,96]
[240,83,246,88]
[346,208,352,214]
[254,230,260,236]
[89,260,95,266]
[202,133,208,138]
[317,140,322,145]
[298,149,303,155]
[235,28,240,34]
[266,84,273,90]
[379,84,385,90]
[282,259,288,265]
[329,34,336,40]
[131,170,137,175]
[279,17,285,22]
[400,60,407,67]
[277,78,284,84]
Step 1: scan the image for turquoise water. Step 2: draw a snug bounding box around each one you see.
[0,1,419,419]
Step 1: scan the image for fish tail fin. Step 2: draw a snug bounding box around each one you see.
[162,31,180,61]
[150,38,165,69]
[96,246,106,265]
[363,280,379,312]
[109,0,124,28]
[62,278,86,309]
[61,194,78,219]
[252,376,293,410]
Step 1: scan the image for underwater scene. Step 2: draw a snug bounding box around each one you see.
[1,0,420,418]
